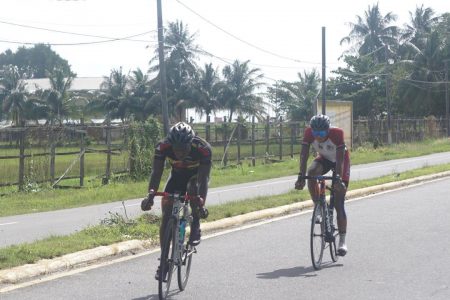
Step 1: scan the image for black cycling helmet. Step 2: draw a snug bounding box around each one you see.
[167,122,195,147]
[310,114,330,130]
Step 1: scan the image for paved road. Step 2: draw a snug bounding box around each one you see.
[2,177,449,299]
[0,152,449,247]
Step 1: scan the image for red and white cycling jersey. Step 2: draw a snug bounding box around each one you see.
[302,127,346,163]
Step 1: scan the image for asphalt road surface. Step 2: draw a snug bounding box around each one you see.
[0,152,449,247]
[1,177,449,299]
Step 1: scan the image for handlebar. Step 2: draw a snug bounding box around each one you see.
[153,192,204,206]
[154,192,194,200]
[298,175,335,181]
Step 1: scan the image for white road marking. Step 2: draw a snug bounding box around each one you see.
[0,222,18,226]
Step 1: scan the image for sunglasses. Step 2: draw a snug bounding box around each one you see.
[312,130,328,138]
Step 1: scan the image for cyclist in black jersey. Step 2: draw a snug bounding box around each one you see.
[141,122,211,280]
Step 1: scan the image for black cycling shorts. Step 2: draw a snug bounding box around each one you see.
[164,169,198,194]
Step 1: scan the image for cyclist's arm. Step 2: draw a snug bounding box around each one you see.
[335,145,345,179]
[299,143,310,176]
[147,157,165,193]
[197,161,211,201]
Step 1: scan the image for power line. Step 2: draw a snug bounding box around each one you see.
[0,19,156,43]
[175,0,328,65]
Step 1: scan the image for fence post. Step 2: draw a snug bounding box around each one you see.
[290,122,295,159]
[206,115,211,142]
[279,116,283,160]
[18,129,25,191]
[251,116,256,166]
[223,120,228,167]
[50,127,56,185]
[237,122,241,164]
[80,119,85,187]
[104,121,112,185]
[265,116,270,154]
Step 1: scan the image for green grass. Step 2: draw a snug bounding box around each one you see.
[0,138,449,218]
[0,162,449,270]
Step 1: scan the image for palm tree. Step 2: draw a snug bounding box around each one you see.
[98,67,130,121]
[278,69,321,121]
[218,60,266,122]
[43,68,76,124]
[1,65,28,126]
[128,68,157,121]
[191,63,220,121]
[149,20,204,121]
[402,5,439,49]
[341,3,399,63]
[398,30,446,116]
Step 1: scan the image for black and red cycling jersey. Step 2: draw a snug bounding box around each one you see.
[154,136,212,170]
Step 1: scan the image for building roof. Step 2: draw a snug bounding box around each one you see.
[23,77,104,93]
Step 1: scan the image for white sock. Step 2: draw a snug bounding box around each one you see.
[339,233,346,247]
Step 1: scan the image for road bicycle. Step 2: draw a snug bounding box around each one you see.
[299,172,340,270]
[155,191,197,300]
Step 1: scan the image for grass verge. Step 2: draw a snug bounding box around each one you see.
[0,162,449,270]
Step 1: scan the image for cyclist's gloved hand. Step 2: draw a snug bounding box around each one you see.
[195,196,209,219]
[333,175,346,192]
[199,207,209,219]
[295,173,306,190]
[141,189,156,211]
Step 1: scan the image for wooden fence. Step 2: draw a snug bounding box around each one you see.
[0,116,447,191]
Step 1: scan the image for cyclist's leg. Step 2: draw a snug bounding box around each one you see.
[335,151,350,255]
[306,158,325,202]
[159,171,180,245]
[186,173,202,245]
[334,151,350,234]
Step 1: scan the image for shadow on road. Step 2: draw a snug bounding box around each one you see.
[131,294,158,300]
[133,289,183,300]
[256,263,343,279]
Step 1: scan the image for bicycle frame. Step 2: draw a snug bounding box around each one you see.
[156,192,196,264]
[305,174,336,238]
[156,191,198,299]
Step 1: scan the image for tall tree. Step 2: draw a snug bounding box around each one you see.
[402,5,439,50]
[398,30,446,116]
[191,63,220,121]
[43,68,76,124]
[340,3,399,63]
[149,20,204,121]
[0,65,28,126]
[128,68,158,121]
[0,44,72,78]
[218,60,266,122]
[277,70,321,121]
[98,67,130,121]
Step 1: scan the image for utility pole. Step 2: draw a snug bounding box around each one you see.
[445,59,449,137]
[321,27,326,115]
[385,45,392,144]
[157,0,170,135]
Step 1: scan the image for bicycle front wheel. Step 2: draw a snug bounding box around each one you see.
[329,210,339,262]
[158,219,176,300]
[310,203,325,270]
[177,241,193,291]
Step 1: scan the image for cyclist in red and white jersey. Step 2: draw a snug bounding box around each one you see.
[295,114,350,256]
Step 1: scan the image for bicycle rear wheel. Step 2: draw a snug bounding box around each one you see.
[158,219,176,300]
[177,241,194,291]
[310,203,325,270]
